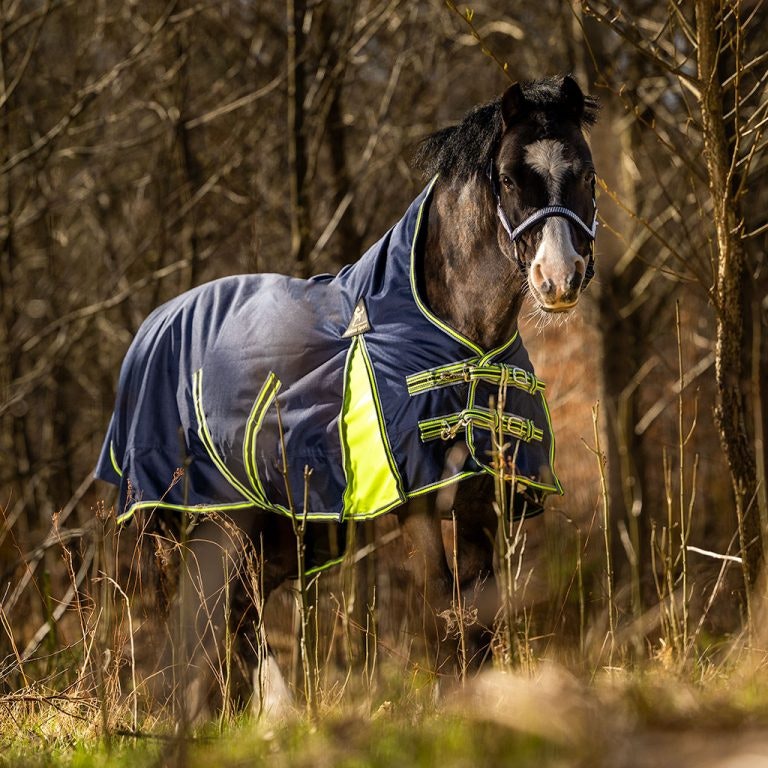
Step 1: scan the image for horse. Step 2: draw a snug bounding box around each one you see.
[95,74,598,718]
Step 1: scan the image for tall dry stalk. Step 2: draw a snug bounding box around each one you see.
[450,512,468,685]
[292,468,317,717]
[219,557,233,730]
[650,306,700,663]
[675,303,693,657]
[363,590,378,699]
[175,472,192,744]
[248,535,271,720]
[489,382,532,670]
[102,576,138,732]
[92,506,112,743]
[587,402,614,661]
[340,519,359,672]
[277,399,317,717]
[491,387,514,670]
[576,528,585,658]
[339,518,379,700]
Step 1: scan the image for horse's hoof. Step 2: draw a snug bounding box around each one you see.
[251,656,294,720]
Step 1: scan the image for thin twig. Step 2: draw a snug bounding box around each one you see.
[21,542,96,661]
[443,0,514,81]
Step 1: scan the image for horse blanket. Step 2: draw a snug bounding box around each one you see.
[96,179,562,524]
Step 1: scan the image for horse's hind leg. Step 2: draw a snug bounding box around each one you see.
[170,511,247,722]
[228,514,297,718]
[171,509,293,722]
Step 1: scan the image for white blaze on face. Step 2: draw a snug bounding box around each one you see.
[524,139,584,306]
[525,139,570,199]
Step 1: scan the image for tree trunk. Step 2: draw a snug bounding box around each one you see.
[695,0,760,586]
[287,0,311,278]
[319,5,363,268]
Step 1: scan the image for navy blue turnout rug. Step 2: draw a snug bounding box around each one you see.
[96,179,561,524]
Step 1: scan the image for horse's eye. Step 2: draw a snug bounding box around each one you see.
[584,170,595,185]
[500,174,515,190]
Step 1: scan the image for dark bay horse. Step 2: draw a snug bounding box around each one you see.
[96,75,598,716]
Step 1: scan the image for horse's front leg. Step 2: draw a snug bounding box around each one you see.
[448,477,500,663]
[450,476,497,586]
[397,495,456,677]
[450,478,547,662]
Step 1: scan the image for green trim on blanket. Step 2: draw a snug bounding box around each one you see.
[109,441,123,479]
[243,371,281,507]
[409,177,485,356]
[405,471,479,500]
[116,499,257,525]
[305,555,346,578]
[194,368,262,505]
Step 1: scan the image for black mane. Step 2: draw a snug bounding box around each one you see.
[413,76,599,180]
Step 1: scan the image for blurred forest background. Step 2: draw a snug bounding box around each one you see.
[1,0,767,675]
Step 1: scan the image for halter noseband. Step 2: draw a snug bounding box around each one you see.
[487,160,597,289]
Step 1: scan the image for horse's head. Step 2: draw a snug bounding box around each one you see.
[492,76,597,313]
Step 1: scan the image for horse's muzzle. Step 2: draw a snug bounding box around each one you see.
[529,261,584,311]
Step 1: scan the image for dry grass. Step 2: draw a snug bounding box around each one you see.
[2,481,767,768]
[6,651,768,767]
[1,306,763,766]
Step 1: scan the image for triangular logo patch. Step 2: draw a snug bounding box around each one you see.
[342,298,371,338]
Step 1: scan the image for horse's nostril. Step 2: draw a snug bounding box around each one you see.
[532,264,554,296]
[569,271,584,292]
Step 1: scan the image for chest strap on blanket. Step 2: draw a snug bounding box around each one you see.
[406,360,545,396]
[418,407,543,444]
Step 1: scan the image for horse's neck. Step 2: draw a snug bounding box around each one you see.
[423,180,525,350]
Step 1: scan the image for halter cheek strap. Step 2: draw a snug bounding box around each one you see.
[487,160,598,289]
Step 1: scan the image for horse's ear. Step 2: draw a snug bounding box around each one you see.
[561,75,585,122]
[501,83,527,127]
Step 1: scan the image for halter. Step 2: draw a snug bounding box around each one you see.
[487,160,597,289]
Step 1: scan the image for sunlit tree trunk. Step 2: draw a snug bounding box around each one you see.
[695,0,760,585]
